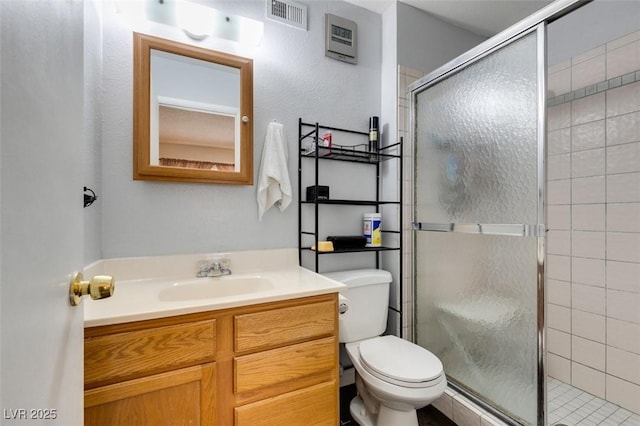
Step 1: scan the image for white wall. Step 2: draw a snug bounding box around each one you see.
[397,2,487,76]
[84,1,103,264]
[100,0,382,258]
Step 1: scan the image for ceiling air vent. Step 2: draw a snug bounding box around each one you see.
[266,0,307,30]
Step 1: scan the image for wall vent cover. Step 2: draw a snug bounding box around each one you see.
[266,0,307,30]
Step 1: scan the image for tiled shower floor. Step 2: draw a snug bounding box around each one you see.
[549,378,640,426]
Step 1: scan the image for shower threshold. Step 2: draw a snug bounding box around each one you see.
[548,378,640,425]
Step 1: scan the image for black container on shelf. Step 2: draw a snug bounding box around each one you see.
[306,185,330,201]
[327,235,367,250]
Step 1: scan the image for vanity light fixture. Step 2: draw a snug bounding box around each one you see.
[116,0,264,46]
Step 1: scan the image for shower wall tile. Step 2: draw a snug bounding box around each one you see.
[548,205,571,230]
[607,318,640,355]
[572,310,605,343]
[606,260,640,293]
[548,230,571,255]
[547,30,640,416]
[572,204,605,231]
[607,142,640,174]
[549,102,571,130]
[606,81,640,118]
[548,328,571,358]
[607,346,640,386]
[572,335,606,371]
[607,203,640,233]
[572,120,605,151]
[549,66,572,97]
[547,254,571,281]
[549,128,571,154]
[606,30,640,52]
[607,232,640,263]
[571,231,605,259]
[572,54,606,91]
[572,362,606,399]
[607,290,640,324]
[548,153,571,180]
[550,59,572,74]
[548,352,571,383]
[607,172,640,203]
[572,283,606,315]
[606,375,640,415]
[572,148,605,178]
[607,38,640,80]
[548,303,571,333]
[572,257,605,287]
[572,176,606,204]
[548,279,571,306]
[573,45,605,66]
[571,92,605,125]
[606,111,640,146]
[548,179,571,205]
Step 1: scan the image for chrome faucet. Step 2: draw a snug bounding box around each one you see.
[197,257,232,277]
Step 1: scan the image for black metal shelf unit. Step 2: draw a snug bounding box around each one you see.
[297,117,403,273]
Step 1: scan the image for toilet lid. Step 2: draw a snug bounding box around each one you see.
[359,335,443,384]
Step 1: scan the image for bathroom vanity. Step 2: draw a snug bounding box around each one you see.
[82,249,344,425]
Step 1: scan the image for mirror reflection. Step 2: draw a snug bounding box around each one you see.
[133,32,253,184]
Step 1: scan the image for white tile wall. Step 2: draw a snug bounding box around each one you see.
[607,111,640,146]
[572,120,605,151]
[546,29,640,417]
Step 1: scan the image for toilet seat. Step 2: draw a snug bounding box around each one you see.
[358,335,444,389]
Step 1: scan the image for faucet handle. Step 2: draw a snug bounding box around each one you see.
[196,260,211,277]
[217,257,231,269]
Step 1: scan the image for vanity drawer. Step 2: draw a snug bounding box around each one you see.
[234,336,336,394]
[234,300,336,352]
[234,381,337,426]
[85,319,216,388]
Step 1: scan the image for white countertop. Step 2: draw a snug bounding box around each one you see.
[83,249,345,327]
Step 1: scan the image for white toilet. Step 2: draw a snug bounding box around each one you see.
[324,269,447,426]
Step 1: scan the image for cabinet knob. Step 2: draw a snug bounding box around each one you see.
[69,272,115,306]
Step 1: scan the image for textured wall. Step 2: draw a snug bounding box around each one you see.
[100,1,382,258]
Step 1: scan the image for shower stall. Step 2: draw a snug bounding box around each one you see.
[409,0,640,425]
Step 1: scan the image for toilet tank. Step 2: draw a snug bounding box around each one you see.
[323,269,391,343]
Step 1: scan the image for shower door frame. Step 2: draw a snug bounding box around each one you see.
[408,1,591,425]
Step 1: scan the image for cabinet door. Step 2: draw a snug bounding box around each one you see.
[84,363,215,426]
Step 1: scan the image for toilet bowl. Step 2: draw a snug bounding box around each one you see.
[345,336,446,426]
[323,269,447,426]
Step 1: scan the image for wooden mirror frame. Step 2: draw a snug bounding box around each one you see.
[133,32,253,184]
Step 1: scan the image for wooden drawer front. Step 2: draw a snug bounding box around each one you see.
[234,300,335,352]
[235,337,335,394]
[85,320,216,388]
[234,381,337,426]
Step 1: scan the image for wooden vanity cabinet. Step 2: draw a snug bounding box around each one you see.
[84,293,339,426]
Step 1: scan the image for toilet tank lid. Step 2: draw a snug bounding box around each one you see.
[322,269,392,288]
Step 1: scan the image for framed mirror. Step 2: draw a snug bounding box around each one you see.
[133,32,253,184]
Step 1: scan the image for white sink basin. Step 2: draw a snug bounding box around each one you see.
[159,275,275,301]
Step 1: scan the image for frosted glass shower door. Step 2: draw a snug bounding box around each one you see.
[412,30,542,425]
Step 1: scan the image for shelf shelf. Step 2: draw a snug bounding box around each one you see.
[300,146,400,164]
[301,199,400,206]
[301,246,400,254]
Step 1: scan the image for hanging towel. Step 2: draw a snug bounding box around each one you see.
[257,122,292,220]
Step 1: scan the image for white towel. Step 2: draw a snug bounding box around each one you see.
[257,122,292,220]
